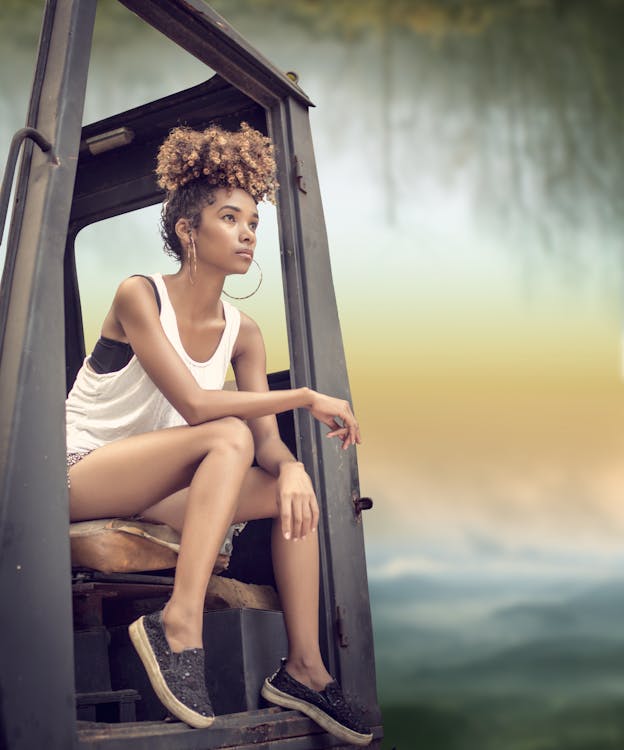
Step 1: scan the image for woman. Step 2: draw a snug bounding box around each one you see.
[66,123,372,746]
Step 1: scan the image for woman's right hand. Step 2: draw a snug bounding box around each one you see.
[306,390,361,449]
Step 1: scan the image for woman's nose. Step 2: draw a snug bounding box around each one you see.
[240,225,255,243]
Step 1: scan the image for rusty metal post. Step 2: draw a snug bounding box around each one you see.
[0,1,96,748]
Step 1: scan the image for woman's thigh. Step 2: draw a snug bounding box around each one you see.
[141,466,280,532]
[68,418,251,522]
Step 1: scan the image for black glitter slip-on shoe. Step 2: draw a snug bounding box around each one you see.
[261,660,373,747]
[128,611,214,729]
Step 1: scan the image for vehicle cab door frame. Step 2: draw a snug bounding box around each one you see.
[0,2,380,748]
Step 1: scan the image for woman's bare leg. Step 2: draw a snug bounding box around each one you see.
[69,418,254,521]
[141,464,282,532]
[143,466,333,689]
[69,417,254,651]
[271,523,332,690]
[74,428,332,686]
[162,423,255,651]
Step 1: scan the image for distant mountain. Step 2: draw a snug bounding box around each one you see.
[372,574,624,703]
[490,578,624,641]
[373,619,467,671]
[368,568,592,610]
[568,579,624,621]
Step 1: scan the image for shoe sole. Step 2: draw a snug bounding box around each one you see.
[128,616,215,729]
[261,679,373,747]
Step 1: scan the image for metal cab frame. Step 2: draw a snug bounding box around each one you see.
[0,1,381,748]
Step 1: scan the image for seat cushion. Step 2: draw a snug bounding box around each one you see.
[70,519,230,574]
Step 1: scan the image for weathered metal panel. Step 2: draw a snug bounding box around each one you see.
[0,1,97,749]
[117,0,312,109]
[265,100,333,674]
[69,76,264,230]
[267,98,381,727]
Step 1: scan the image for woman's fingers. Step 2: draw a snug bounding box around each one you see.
[326,425,347,438]
[279,493,319,541]
[280,501,292,540]
[291,495,303,540]
[299,494,318,538]
[308,394,361,448]
[277,464,319,541]
[325,417,342,432]
[343,407,361,446]
[326,428,350,449]
[300,499,313,538]
[325,409,361,448]
[310,497,320,534]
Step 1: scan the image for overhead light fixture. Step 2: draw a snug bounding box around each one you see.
[84,126,134,156]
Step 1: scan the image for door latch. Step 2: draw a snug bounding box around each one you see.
[293,155,307,194]
[352,493,373,517]
[336,605,349,648]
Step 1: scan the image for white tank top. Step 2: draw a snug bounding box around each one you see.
[66,273,241,453]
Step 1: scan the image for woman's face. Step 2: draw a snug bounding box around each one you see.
[192,187,258,276]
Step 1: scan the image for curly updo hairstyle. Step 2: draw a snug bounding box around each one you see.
[156,122,278,261]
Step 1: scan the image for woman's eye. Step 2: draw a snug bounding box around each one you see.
[250,223,258,232]
[222,213,235,222]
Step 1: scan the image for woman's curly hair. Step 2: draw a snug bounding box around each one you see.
[156,122,278,260]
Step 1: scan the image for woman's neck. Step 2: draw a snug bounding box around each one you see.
[163,268,225,321]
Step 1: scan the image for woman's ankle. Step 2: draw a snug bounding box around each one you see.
[162,600,203,652]
[285,654,332,692]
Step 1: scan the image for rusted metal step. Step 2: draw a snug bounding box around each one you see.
[76,707,383,749]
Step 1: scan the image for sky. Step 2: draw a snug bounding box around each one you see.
[2,0,624,587]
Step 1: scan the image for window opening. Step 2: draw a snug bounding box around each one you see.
[74,202,289,383]
[82,1,213,125]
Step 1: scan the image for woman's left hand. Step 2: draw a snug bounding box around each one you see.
[276,462,319,541]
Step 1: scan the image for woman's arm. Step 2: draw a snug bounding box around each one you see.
[114,277,360,447]
[231,313,299,475]
[232,313,320,540]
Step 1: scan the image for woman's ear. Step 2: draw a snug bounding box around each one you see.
[175,218,191,243]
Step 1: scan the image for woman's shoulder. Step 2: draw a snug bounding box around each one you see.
[113,274,153,298]
[114,274,160,307]
[231,310,264,361]
[236,310,261,335]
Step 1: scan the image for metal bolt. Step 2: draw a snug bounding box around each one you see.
[353,495,373,516]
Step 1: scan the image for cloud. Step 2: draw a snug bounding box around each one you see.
[368,555,450,580]
[367,543,624,584]
[361,454,624,562]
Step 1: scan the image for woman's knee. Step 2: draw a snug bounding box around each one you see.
[196,417,254,463]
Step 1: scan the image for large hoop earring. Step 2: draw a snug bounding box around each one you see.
[187,235,197,285]
[222,259,263,300]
